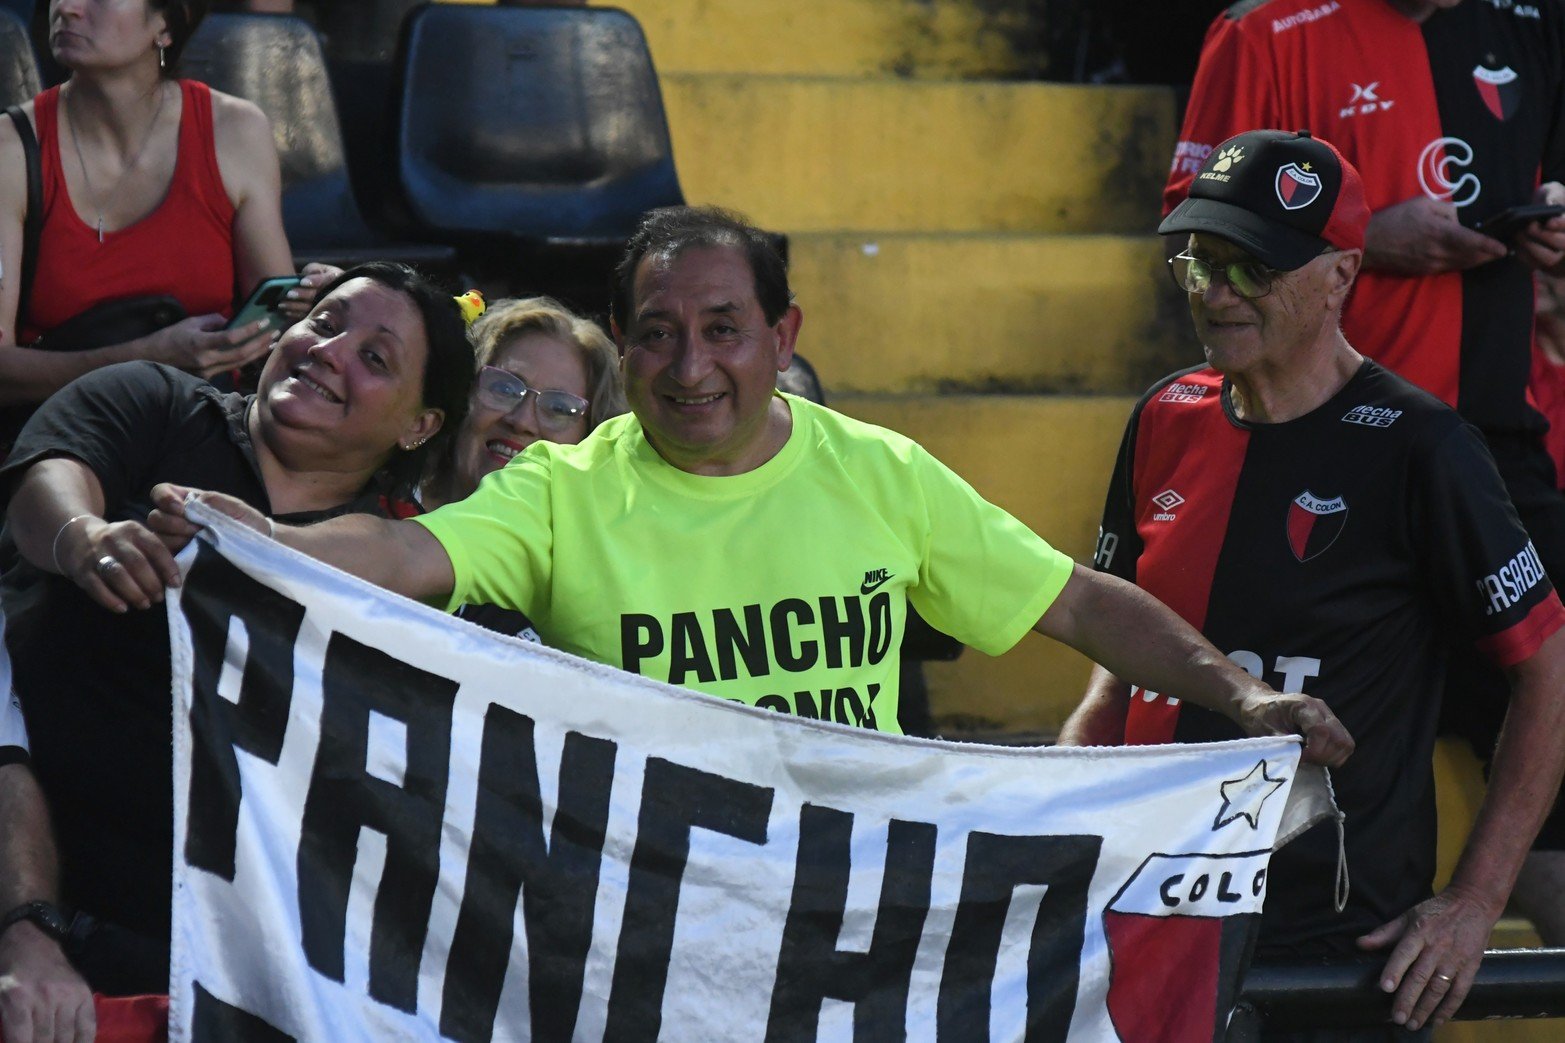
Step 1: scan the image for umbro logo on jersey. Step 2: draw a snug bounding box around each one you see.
[860,568,893,594]
[1341,405,1402,428]
[1287,492,1347,562]
[1473,63,1521,121]
[1152,489,1185,522]
[1159,383,1209,404]
[1339,81,1394,119]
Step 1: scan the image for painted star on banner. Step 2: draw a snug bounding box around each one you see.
[1213,760,1287,831]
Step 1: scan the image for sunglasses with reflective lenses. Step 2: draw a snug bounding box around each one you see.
[1167,252,1280,300]
[474,366,588,431]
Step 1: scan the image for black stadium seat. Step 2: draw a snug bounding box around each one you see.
[315,0,424,230]
[0,7,39,110]
[181,12,454,270]
[392,4,684,247]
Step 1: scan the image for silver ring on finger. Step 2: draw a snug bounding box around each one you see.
[1434,972,1454,983]
[94,554,121,576]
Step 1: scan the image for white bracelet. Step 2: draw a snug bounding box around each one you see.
[265,516,277,539]
[50,514,93,574]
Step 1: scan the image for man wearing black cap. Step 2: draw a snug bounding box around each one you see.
[1162,0,1565,950]
[1062,130,1565,1038]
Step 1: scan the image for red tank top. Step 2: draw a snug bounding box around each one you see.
[20,80,237,343]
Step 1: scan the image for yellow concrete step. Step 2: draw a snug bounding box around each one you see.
[664,75,1177,235]
[612,0,1041,79]
[832,392,1133,733]
[791,232,1197,394]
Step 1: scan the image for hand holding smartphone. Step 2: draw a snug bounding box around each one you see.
[228,276,305,334]
[1475,204,1565,242]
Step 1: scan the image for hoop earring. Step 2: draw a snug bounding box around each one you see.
[158,44,166,70]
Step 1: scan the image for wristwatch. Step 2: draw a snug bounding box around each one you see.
[0,900,75,944]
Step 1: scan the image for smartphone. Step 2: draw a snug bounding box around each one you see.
[1475,204,1565,241]
[228,276,304,332]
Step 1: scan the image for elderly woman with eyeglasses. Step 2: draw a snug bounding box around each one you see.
[415,297,624,640]
[419,296,625,512]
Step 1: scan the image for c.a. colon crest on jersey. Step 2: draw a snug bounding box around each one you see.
[1473,64,1520,122]
[1287,491,1348,562]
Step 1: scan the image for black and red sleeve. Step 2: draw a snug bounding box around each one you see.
[1094,398,1148,584]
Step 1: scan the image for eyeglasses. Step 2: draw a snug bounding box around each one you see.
[474,366,588,431]
[1167,252,1280,300]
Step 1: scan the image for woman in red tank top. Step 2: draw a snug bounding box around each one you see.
[0,1,299,416]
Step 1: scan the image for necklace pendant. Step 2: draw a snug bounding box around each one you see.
[96,217,103,244]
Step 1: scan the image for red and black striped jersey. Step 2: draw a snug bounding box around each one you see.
[1096,359,1565,952]
[1165,0,1565,432]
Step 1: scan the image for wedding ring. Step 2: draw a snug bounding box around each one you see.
[1434,973,1454,983]
[94,555,121,576]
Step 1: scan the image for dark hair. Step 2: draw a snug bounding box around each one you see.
[610,206,793,333]
[149,0,208,74]
[308,262,475,493]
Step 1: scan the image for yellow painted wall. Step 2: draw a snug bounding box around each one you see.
[609,0,1035,78]
[662,75,1176,235]
[792,232,1195,394]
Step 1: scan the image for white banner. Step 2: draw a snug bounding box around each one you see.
[166,508,1335,1042]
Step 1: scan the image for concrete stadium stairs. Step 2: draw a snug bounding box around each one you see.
[611,0,1197,734]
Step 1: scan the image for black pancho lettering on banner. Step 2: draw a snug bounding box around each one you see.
[440,706,617,1043]
[604,759,775,1042]
[297,633,460,1013]
[765,804,937,1042]
[183,543,306,879]
[938,833,1102,1042]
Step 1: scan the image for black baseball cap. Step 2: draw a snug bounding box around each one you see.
[1160,129,1369,270]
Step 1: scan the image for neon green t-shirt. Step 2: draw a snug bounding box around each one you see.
[413,395,1073,733]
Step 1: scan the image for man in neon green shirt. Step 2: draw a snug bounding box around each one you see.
[148,206,1352,763]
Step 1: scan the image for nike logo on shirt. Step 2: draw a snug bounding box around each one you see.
[861,569,893,594]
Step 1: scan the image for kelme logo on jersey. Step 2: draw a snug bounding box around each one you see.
[1473,63,1521,121]
[1274,163,1322,211]
[1287,491,1347,562]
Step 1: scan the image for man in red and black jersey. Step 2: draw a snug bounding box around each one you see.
[1164,0,1565,955]
[1067,130,1565,1038]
